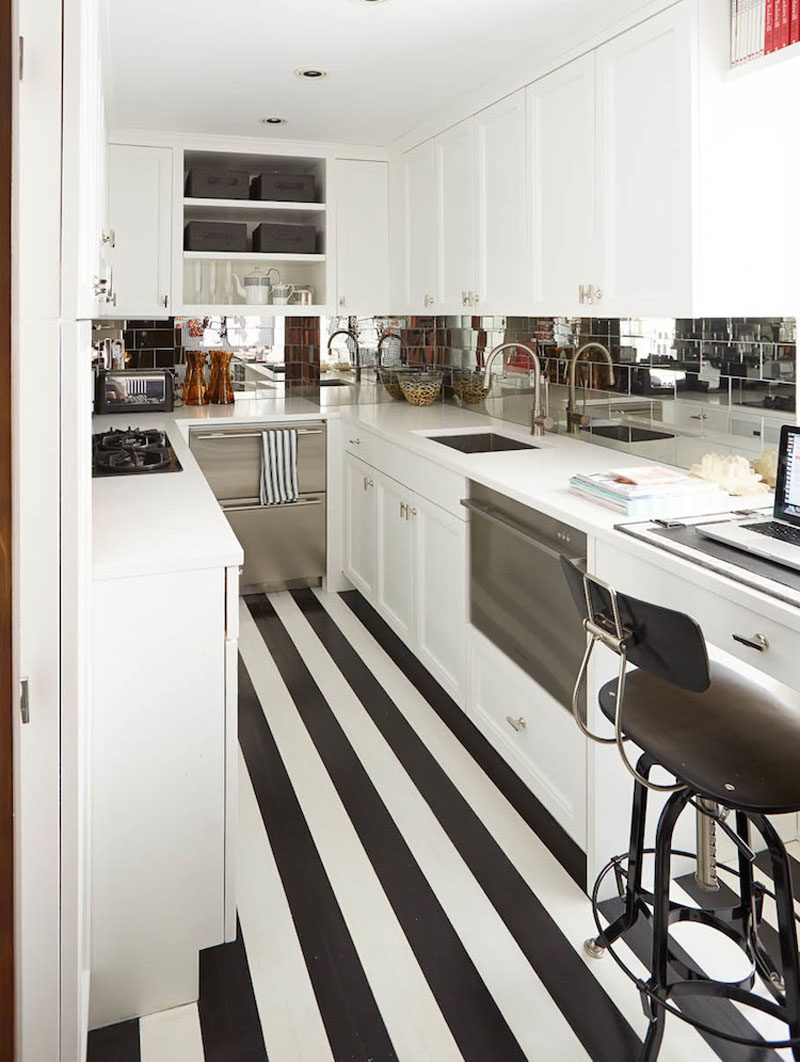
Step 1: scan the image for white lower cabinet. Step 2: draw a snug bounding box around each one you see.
[467,627,587,846]
[413,495,467,699]
[344,450,467,700]
[344,453,377,597]
[376,472,416,642]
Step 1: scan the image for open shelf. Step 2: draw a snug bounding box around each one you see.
[183,198,326,224]
[180,304,329,317]
[183,251,326,263]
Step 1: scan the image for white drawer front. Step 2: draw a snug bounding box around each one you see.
[467,627,586,846]
[595,540,800,691]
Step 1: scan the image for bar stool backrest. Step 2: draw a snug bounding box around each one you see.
[560,556,711,694]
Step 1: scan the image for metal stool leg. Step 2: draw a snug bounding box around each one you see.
[751,813,800,1061]
[641,787,693,1062]
[586,754,655,959]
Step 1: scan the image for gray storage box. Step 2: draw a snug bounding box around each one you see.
[253,223,316,255]
[251,172,316,202]
[184,221,248,253]
[185,169,251,200]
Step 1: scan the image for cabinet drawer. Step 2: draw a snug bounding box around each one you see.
[595,541,800,690]
[344,430,377,465]
[467,627,586,845]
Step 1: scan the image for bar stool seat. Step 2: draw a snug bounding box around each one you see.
[599,662,800,813]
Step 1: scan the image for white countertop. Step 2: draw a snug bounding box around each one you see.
[94,393,778,618]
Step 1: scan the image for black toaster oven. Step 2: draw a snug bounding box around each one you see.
[95,369,175,414]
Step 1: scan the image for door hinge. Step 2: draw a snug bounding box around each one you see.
[18,37,23,81]
[20,678,30,724]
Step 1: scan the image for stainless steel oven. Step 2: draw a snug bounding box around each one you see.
[463,482,587,711]
[190,422,326,593]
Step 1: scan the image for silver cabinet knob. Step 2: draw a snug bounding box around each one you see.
[732,632,769,652]
[424,294,434,308]
[407,506,417,518]
[506,715,527,732]
[339,296,346,307]
[349,437,361,445]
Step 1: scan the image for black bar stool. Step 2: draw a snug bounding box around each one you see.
[560,556,800,1060]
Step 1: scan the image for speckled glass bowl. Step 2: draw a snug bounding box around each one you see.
[399,372,444,407]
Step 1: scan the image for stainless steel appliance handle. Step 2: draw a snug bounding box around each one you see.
[193,428,323,441]
[461,498,581,564]
[223,496,324,513]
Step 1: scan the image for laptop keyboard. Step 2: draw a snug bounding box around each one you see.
[742,520,800,546]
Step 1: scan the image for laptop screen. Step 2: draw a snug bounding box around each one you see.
[774,425,800,525]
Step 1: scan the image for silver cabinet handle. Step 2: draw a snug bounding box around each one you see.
[424,294,434,308]
[339,296,346,307]
[506,715,527,733]
[349,437,361,445]
[362,476,373,491]
[162,294,169,309]
[732,632,769,652]
[578,284,588,305]
[400,502,407,519]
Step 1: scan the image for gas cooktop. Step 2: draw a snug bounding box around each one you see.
[92,427,183,478]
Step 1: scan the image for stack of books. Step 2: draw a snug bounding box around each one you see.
[731,0,799,65]
[569,466,729,518]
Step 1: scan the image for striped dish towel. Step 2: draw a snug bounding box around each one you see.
[260,428,299,505]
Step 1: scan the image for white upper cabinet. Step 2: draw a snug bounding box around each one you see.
[436,119,478,312]
[476,91,530,314]
[105,144,173,318]
[334,159,390,315]
[528,55,596,316]
[404,141,438,311]
[595,3,693,316]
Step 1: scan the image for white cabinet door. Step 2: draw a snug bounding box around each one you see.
[436,118,478,312]
[404,141,437,312]
[528,54,596,315]
[344,453,377,598]
[335,159,390,314]
[595,3,693,315]
[412,496,467,700]
[476,91,530,314]
[106,144,173,318]
[375,473,415,641]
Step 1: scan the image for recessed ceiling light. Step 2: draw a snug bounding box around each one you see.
[260,116,287,125]
[294,68,327,80]
[351,0,388,4]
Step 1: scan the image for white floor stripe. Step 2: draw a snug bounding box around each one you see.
[237,750,334,1062]
[239,601,465,1062]
[317,589,718,1062]
[139,1005,204,1062]
[271,591,592,1062]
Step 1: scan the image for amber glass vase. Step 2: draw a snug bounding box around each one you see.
[184,350,209,406]
[208,349,234,405]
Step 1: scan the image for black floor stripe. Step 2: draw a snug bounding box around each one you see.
[237,655,392,1062]
[198,916,268,1061]
[339,589,587,889]
[293,588,641,1062]
[598,896,783,1062]
[246,593,527,1062]
[86,1018,140,1062]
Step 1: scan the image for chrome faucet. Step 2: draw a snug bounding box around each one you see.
[328,328,361,381]
[567,342,616,434]
[482,341,553,437]
[376,331,405,367]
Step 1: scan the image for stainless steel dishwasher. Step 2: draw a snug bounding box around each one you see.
[463,482,587,711]
[190,422,326,593]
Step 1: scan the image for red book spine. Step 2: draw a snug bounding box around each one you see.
[782,0,791,47]
[791,0,799,43]
[766,0,775,50]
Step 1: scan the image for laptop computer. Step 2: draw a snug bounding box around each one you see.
[698,424,800,571]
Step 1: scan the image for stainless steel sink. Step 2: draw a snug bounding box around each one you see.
[581,424,674,443]
[320,379,353,387]
[429,432,538,453]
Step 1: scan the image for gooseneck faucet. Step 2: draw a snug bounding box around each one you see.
[327,328,361,381]
[376,331,405,367]
[481,341,553,437]
[567,342,616,434]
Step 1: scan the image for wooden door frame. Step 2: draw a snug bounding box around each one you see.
[1,0,15,1054]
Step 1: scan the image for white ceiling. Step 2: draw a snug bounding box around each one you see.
[105,0,649,147]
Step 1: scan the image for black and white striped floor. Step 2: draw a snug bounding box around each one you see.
[88,589,800,1061]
